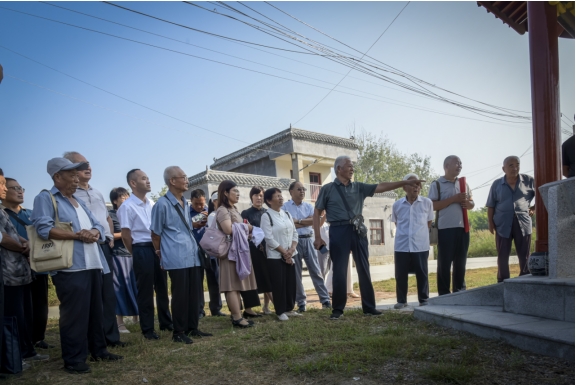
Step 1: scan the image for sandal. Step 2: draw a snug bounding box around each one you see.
[118,324,131,334]
[348,292,360,298]
[262,307,272,315]
[231,318,254,328]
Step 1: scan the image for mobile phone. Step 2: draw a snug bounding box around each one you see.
[319,245,328,254]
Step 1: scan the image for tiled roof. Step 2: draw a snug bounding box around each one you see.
[188,169,294,189]
[211,128,358,168]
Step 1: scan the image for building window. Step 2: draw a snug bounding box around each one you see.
[309,172,321,201]
[370,220,384,245]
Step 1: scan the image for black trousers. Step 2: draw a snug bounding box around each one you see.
[169,267,202,334]
[132,245,172,334]
[100,243,120,344]
[437,227,470,295]
[496,215,531,282]
[199,258,222,316]
[4,284,35,358]
[329,225,376,314]
[52,270,108,366]
[267,259,296,316]
[394,251,429,304]
[29,274,49,343]
[240,289,261,309]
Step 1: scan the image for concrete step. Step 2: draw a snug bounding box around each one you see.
[413,304,575,361]
[503,275,575,322]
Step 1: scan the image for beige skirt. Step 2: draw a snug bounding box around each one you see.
[219,257,257,292]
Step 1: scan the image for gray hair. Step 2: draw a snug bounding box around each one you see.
[403,173,419,181]
[62,151,81,162]
[503,156,520,166]
[334,156,351,172]
[443,155,460,169]
[163,166,181,185]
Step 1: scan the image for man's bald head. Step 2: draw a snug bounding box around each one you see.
[503,156,520,166]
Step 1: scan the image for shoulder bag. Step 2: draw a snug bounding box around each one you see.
[199,208,233,259]
[26,190,74,273]
[429,181,441,246]
[163,196,211,271]
[333,184,368,238]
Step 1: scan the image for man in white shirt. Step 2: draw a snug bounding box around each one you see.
[117,169,172,340]
[63,151,126,349]
[391,174,434,309]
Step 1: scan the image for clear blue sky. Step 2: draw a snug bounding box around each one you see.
[0,1,574,208]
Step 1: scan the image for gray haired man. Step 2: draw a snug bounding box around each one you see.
[313,156,424,320]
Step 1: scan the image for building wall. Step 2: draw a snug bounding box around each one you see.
[229,157,277,177]
[275,159,292,179]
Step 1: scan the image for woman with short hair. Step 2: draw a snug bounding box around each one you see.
[241,186,274,314]
[109,187,139,334]
[214,181,258,328]
[260,188,299,321]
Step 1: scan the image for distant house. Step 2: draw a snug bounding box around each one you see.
[186,127,396,264]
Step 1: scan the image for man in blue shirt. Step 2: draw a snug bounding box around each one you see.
[151,167,212,344]
[486,156,535,282]
[189,189,224,318]
[283,181,331,312]
[1,177,53,350]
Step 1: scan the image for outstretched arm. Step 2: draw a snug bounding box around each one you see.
[375,179,425,194]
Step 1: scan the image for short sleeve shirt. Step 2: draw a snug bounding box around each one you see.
[75,186,113,241]
[391,196,434,253]
[428,177,472,230]
[486,174,535,238]
[315,179,378,223]
[282,200,315,236]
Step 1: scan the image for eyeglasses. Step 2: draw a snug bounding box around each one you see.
[296,188,307,192]
[7,186,25,193]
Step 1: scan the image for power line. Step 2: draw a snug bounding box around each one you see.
[293,2,410,124]
[470,145,533,191]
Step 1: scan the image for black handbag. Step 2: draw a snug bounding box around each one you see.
[164,197,212,271]
[1,316,22,374]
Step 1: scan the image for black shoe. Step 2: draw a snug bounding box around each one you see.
[364,309,383,316]
[172,333,193,344]
[329,312,343,320]
[322,301,332,309]
[187,330,213,337]
[143,331,160,340]
[297,305,306,313]
[34,340,55,350]
[64,362,91,374]
[211,311,228,317]
[90,353,123,362]
[242,311,262,318]
[232,318,253,328]
[107,341,128,348]
[160,326,174,332]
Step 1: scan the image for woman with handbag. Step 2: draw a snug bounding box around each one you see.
[108,187,139,334]
[213,180,257,328]
[260,188,299,321]
[241,186,274,315]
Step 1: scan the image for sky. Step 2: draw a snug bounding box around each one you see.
[0,1,574,209]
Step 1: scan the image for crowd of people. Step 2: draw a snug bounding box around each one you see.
[0,149,549,376]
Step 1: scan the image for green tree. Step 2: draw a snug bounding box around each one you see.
[150,185,168,202]
[468,207,489,231]
[350,128,440,198]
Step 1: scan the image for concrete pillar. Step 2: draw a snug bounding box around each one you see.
[528,2,562,253]
[291,153,304,182]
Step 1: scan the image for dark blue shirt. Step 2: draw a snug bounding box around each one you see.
[190,205,208,243]
[4,207,32,240]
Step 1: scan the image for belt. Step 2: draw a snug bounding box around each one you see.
[298,234,313,238]
[132,242,154,248]
[329,220,351,227]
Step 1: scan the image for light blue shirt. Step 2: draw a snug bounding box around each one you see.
[150,191,200,270]
[30,186,109,274]
[282,199,314,236]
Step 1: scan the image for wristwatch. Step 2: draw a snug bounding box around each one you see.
[298,219,302,224]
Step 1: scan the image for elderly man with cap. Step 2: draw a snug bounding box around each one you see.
[31,158,123,375]
[62,151,126,349]
[313,156,424,320]
[391,173,434,309]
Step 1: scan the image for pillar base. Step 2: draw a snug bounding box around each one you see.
[528,252,549,276]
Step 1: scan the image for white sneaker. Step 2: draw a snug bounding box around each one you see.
[278,313,289,321]
[393,302,408,310]
[286,311,303,317]
[118,324,131,333]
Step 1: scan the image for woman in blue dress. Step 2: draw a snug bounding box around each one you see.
[109,187,139,333]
